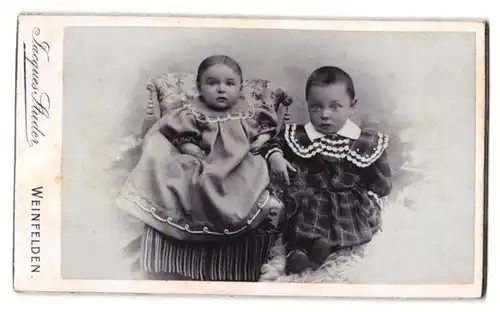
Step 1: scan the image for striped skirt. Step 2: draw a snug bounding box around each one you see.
[139,224,281,281]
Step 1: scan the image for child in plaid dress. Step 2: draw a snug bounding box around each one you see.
[260,66,392,274]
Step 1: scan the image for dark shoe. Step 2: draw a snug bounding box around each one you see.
[308,239,332,266]
[286,249,315,274]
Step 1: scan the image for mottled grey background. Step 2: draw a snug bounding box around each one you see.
[61,26,477,283]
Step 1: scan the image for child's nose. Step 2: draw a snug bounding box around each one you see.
[217,84,226,93]
[320,110,331,119]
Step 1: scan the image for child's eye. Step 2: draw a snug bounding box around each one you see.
[205,78,219,85]
[330,102,343,110]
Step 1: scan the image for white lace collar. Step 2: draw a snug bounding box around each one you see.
[284,123,389,168]
[304,119,361,141]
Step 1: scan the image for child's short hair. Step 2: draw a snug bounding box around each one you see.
[196,55,243,89]
[305,66,355,100]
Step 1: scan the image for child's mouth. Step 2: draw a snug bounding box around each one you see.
[319,123,334,128]
[216,97,227,102]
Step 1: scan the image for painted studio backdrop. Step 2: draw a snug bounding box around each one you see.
[61,26,476,283]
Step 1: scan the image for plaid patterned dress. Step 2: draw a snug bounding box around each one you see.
[261,122,392,251]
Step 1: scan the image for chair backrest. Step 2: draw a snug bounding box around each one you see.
[142,72,294,137]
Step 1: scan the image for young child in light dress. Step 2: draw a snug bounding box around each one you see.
[149,55,283,242]
[260,66,392,273]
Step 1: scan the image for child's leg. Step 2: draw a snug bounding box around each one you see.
[307,238,333,268]
[284,236,316,274]
[286,249,311,274]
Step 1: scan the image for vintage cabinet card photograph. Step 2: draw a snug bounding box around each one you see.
[13,13,488,298]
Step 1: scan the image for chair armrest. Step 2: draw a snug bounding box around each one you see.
[142,82,160,136]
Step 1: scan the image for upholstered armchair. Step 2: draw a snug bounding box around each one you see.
[134,72,294,281]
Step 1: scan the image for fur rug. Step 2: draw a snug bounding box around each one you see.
[258,237,366,283]
[257,198,387,284]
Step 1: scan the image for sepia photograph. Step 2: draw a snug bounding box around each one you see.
[13,14,487,298]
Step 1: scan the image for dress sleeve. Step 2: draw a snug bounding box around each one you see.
[363,150,392,198]
[158,104,202,148]
[259,125,287,160]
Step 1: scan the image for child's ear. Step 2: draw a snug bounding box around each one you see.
[350,98,358,108]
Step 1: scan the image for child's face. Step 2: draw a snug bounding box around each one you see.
[307,82,356,135]
[199,64,242,110]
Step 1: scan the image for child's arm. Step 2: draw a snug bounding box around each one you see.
[364,150,392,199]
[178,142,205,159]
[250,133,272,154]
[259,128,296,185]
[259,126,285,161]
[351,130,392,200]
[158,104,204,156]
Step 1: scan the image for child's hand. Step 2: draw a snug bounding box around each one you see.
[250,134,271,154]
[268,152,296,185]
[178,143,205,159]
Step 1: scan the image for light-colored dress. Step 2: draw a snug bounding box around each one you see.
[117,96,279,242]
